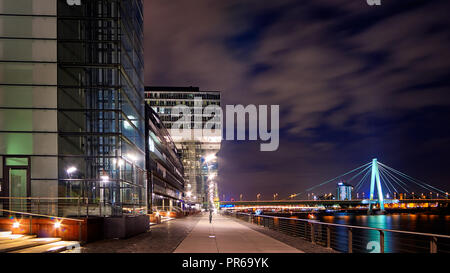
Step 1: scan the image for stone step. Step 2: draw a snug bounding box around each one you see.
[0,238,61,253]
[0,235,36,244]
[11,241,81,253]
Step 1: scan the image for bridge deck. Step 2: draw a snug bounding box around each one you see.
[174,213,302,253]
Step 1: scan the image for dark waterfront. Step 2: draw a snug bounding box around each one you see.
[262,212,450,253]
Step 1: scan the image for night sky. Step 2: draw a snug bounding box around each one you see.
[144,0,450,200]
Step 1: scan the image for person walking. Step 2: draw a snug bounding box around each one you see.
[209,209,213,224]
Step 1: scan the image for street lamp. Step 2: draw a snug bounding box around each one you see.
[66,167,77,175]
[202,154,217,210]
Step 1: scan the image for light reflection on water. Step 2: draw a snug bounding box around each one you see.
[317,214,450,253]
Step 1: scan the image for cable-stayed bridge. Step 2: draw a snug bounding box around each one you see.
[220,158,449,213]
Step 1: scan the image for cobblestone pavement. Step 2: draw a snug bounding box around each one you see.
[228,216,339,253]
[77,214,202,253]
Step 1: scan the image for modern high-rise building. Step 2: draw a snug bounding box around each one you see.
[145,104,185,214]
[337,182,354,201]
[145,86,221,209]
[0,0,146,229]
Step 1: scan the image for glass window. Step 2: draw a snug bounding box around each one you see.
[5,157,29,166]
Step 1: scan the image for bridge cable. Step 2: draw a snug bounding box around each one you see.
[347,164,372,184]
[354,166,372,195]
[379,162,446,194]
[290,161,372,199]
[378,165,410,193]
[378,166,396,195]
[378,164,410,190]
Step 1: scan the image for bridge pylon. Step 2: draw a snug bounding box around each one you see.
[368,158,384,213]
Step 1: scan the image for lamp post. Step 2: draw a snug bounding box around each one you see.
[66,167,77,197]
[203,154,217,210]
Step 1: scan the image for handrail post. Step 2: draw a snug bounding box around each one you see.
[29,215,32,235]
[379,230,385,253]
[348,228,353,253]
[430,236,437,253]
[310,222,315,243]
[86,198,89,217]
[304,222,307,239]
[327,225,331,248]
[78,221,82,242]
[78,197,81,217]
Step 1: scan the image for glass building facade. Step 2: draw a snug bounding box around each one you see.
[145,86,221,208]
[0,0,145,217]
[145,104,185,213]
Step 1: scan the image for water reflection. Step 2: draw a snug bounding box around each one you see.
[317,213,449,253]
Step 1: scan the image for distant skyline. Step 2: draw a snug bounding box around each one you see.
[144,0,450,200]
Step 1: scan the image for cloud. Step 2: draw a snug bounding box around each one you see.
[144,0,450,198]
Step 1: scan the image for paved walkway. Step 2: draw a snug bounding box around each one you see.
[77,214,201,253]
[174,214,303,253]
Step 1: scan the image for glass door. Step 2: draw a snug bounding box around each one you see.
[8,168,28,212]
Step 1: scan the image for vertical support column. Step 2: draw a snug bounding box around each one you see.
[78,221,82,242]
[369,160,376,212]
[78,197,81,217]
[310,223,315,243]
[369,158,384,212]
[430,237,437,253]
[86,198,89,217]
[348,228,353,253]
[327,226,331,248]
[29,216,32,235]
[379,230,385,253]
[373,159,384,211]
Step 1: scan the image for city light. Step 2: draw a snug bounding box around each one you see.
[124,115,137,130]
[54,221,61,229]
[125,153,138,162]
[113,158,124,167]
[204,154,216,163]
[66,166,77,175]
[101,174,110,182]
[12,222,20,229]
[208,173,216,180]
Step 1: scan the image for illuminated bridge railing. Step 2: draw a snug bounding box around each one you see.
[227,212,450,253]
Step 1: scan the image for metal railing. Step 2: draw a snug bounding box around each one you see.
[0,197,145,218]
[152,205,184,213]
[0,208,85,242]
[227,212,450,253]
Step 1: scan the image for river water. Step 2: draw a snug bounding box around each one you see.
[317,213,450,253]
[264,212,450,253]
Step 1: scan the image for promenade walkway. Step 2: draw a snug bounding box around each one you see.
[174,213,302,253]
